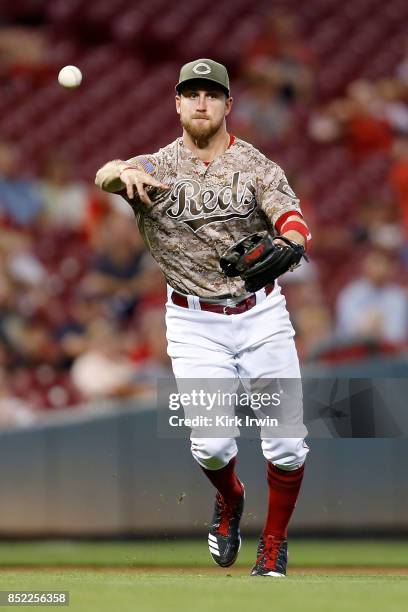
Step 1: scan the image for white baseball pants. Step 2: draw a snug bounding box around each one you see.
[165,283,309,471]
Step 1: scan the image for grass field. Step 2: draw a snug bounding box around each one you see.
[0,540,407,611]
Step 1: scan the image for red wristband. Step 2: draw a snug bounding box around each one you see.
[280,221,311,246]
[275,210,304,234]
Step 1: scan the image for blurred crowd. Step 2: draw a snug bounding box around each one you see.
[234,10,315,145]
[232,8,408,362]
[1,5,408,424]
[0,148,170,423]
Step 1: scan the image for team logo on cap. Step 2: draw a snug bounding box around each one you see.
[193,62,211,75]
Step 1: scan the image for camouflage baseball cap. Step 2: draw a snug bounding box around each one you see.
[176,59,230,96]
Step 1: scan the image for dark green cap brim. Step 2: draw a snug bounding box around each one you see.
[176,77,229,96]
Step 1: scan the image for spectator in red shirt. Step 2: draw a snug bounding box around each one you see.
[389,136,408,240]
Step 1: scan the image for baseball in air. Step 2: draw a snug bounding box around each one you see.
[58,65,82,89]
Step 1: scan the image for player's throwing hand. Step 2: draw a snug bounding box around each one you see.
[119,167,169,204]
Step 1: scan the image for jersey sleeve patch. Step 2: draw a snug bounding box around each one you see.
[136,156,156,175]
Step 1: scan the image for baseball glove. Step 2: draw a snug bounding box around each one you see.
[219,231,308,293]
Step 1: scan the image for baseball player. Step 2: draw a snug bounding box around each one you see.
[95,59,311,577]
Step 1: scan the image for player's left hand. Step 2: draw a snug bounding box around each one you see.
[219,231,308,293]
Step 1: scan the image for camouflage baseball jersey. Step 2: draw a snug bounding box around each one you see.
[96,136,302,298]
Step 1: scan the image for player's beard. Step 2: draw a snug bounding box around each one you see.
[180,114,224,149]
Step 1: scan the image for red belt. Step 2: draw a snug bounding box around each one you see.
[171,283,274,315]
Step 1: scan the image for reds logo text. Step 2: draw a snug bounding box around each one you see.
[166,171,256,232]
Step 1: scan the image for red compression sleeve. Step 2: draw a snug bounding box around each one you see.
[275,210,303,234]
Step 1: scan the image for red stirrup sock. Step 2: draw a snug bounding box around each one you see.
[200,457,243,503]
[263,462,305,538]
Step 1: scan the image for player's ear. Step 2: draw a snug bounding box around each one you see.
[225,96,233,117]
[175,95,181,115]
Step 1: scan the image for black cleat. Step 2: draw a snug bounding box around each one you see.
[208,485,245,568]
[251,534,288,577]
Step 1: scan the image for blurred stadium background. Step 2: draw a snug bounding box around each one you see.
[1,0,408,549]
